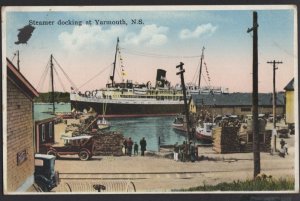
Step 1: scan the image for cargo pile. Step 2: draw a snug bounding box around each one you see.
[65,114,98,136]
[212,118,271,154]
[212,126,241,153]
[62,113,125,156]
[92,131,124,156]
[243,130,272,152]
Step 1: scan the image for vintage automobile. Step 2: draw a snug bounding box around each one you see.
[34,154,59,192]
[46,135,94,160]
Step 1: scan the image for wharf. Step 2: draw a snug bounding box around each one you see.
[52,129,295,192]
[50,119,295,192]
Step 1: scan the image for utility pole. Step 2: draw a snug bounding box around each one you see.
[17,50,20,71]
[267,60,283,128]
[50,54,55,114]
[176,62,191,142]
[247,11,260,178]
[198,47,205,90]
[267,60,283,153]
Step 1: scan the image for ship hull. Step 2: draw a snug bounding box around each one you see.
[172,123,187,132]
[71,100,183,117]
[195,132,212,142]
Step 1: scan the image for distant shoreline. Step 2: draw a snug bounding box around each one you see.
[34,92,70,103]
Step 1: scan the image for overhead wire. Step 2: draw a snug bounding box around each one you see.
[39,47,207,92]
[122,48,202,59]
[78,63,113,89]
[201,73,210,88]
[53,66,67,92]
[191,58,201,85]
[52,56,79,91]
[37,59,51,92]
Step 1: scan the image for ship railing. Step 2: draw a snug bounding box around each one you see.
[71,92,185,103]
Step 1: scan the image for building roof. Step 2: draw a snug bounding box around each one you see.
[284,78,294,91]
[191,92,284,107]
[34,112,55,122]
[7,58,39,99]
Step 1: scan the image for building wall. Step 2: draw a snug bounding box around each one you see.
[285,91,294,124]
[6,79,34,192]
[35,120,55,153]
[196,106,284,116]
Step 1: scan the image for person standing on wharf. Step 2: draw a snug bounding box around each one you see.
[140,137,147,156]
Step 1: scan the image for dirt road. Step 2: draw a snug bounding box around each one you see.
[52,135,296,192]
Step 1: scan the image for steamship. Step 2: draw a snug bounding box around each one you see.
[70,38,228,117]
[70,68,185,117]
[70,38,185,117]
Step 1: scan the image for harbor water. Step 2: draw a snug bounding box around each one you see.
[34,103,187,151]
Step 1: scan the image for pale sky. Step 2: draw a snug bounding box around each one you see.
[4,6,296,93]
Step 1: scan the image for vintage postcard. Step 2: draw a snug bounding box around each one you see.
[1,5,298,194]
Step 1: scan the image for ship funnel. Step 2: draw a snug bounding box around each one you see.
[156,69,166,88]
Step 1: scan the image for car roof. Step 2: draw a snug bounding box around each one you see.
[62,135,92,140]
[35,154,55,160]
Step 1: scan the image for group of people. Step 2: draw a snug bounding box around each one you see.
[123,137,147,157]
[173,141,197,162]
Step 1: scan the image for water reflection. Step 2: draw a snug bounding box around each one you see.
[34,103,189,152]
[110,116,187,151]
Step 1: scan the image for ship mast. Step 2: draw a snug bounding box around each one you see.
[198,47,205,90]
[50,54,55,114]
[111,37,119,87]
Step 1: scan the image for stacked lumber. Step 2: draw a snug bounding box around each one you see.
[92,131,124,156]
[241,129,272,152]
[263,130,272,152]
[245,118,267,133]
[212,126,241,153]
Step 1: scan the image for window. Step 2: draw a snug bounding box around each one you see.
[41,124,45,142]
[49,122,53,138]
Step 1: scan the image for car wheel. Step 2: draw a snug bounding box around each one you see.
[36,181,49,192]
[79,150,90,161]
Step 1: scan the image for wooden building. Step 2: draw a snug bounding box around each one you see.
[284,78,294,125]
[34,113,56,154]
[5,58,39,193]
[190,92,285,117]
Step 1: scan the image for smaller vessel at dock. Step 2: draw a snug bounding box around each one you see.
[97,117,111,130]
[97,96,111,130]
[195,121,215,142]
[172,114,187,132]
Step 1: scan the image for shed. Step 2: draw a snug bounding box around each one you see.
[34,111,56,154]
[6,58,39,192]
[190,92,285,116]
